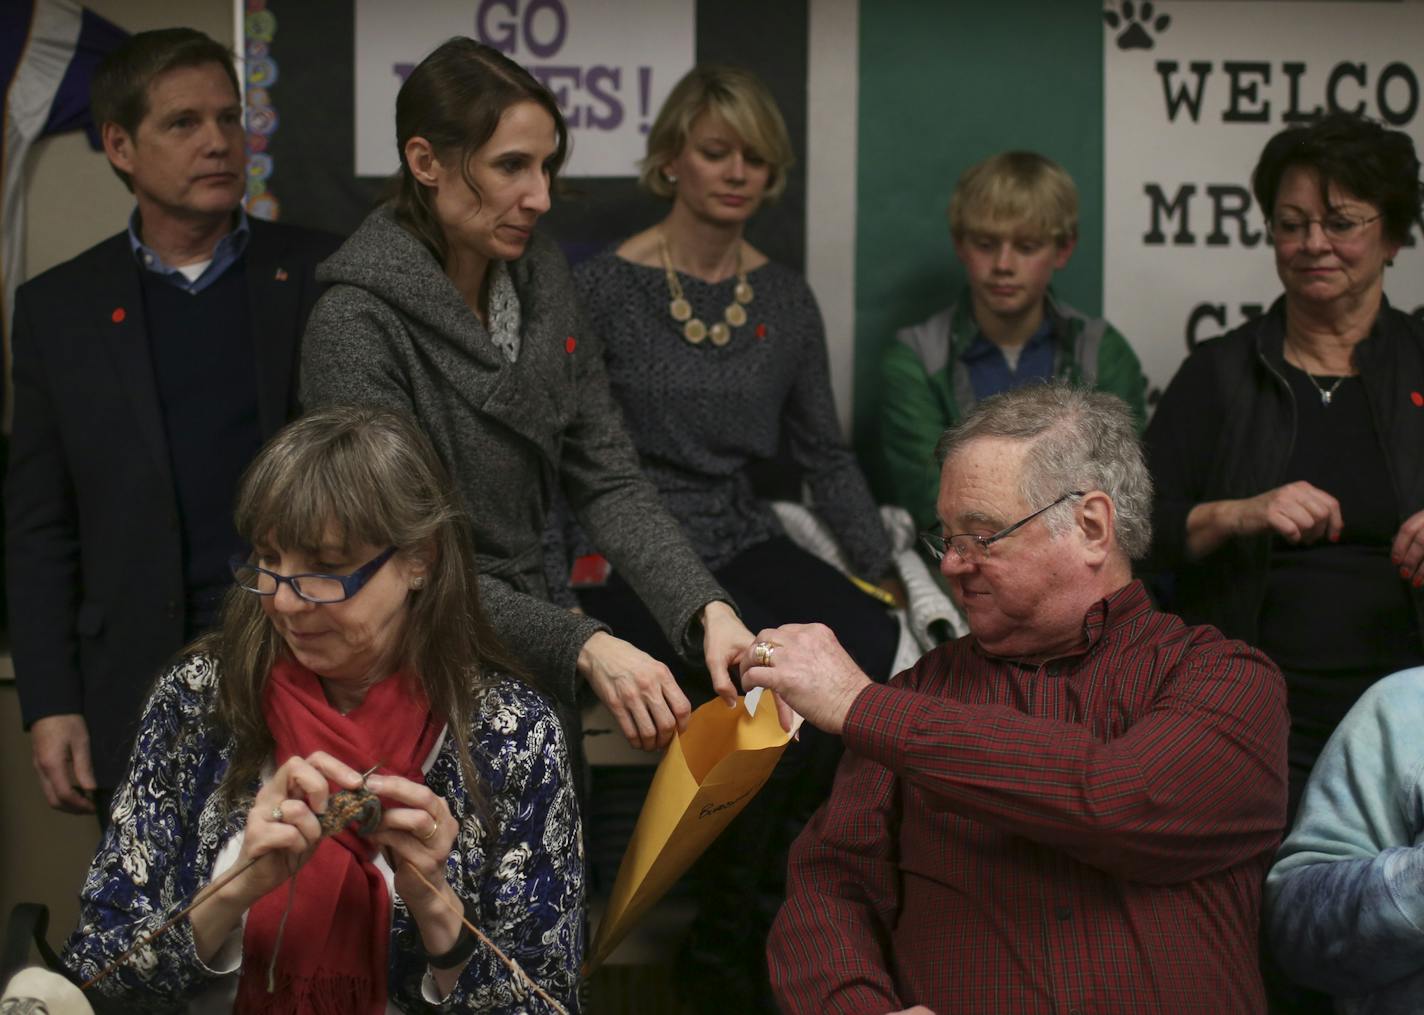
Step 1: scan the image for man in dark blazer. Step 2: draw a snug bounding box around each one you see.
[5,28,339,822]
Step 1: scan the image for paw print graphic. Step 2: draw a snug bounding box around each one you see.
[1104,0,1171,51]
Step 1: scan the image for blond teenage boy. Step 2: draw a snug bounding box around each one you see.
[878,151,1146,530]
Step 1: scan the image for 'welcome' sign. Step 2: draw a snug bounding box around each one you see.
[1103,0,1424,397]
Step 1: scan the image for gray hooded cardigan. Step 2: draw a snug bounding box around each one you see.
[300,207,728,703]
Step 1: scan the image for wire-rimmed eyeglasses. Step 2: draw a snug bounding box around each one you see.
[1268,212,1381,244]
[229,546,398,604]
[921,491,1086,564]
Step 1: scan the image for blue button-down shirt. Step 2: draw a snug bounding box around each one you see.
[127,207,250,294]
[960,314,1056,402]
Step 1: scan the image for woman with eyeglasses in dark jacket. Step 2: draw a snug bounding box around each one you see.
[1145,112,1424,821]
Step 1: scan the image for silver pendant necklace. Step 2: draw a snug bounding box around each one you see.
[1303,371,1346,406]
[1287,340,1350,407]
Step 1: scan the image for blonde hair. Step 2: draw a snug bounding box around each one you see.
[948,151,1079,246]
[639,64,795,202]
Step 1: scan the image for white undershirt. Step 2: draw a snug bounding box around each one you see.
[188,728,449,1013]
[174,259,212,284]
[998,340,1027,371]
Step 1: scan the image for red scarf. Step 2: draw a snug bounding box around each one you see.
[234,656,440,1015]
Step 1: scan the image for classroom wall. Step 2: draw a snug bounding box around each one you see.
[805,0,859,434]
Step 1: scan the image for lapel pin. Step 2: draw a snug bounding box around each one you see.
[111,307,126,323]
[755,323,767,340]
[1411,391,1423,407]
[274,268,289,282]
[565,336,577,354]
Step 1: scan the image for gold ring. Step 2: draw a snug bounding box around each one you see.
[269,804,284,822]
[419,817,439,843]
[753,641,776,667]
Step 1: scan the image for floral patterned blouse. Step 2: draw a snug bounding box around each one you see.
[62,654,584,1013]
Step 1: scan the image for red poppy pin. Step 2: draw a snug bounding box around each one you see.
[755,323,767,340]
[565,336,577,354]
[1411,391,1424,408]
[110,307,126,324]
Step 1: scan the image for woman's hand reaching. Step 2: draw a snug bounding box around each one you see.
[701,600,754,706]
[578,631,691,751]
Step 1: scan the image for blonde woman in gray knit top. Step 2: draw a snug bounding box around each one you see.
[553,64,901,1015]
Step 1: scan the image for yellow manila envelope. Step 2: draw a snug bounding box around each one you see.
[586,689,800,971]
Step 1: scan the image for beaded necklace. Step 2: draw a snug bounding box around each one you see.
[657,232,754,346]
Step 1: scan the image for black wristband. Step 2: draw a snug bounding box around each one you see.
[425,895,480,971]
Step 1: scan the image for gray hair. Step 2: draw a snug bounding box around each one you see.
[935,382,1153,559]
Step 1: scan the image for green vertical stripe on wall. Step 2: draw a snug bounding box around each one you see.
[853,1,1105,457]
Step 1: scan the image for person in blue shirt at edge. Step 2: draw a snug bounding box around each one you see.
[1266,664,1424,1014]
[877,151,1147,535]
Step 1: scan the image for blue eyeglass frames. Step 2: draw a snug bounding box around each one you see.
[229,546,400,604]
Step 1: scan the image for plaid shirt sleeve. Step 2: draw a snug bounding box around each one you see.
[843,637,1288,885]
[767,727,905,1013]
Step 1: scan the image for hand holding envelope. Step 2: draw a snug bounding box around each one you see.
[740,623,876,736]
[585,689,801,973]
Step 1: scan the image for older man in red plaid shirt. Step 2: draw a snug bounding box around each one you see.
[741,383,1289,1015]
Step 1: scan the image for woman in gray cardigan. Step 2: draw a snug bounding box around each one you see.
[301,38,753,752]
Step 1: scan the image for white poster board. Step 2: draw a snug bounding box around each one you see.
[1104,1,1424,395]
[354,0,695,178]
